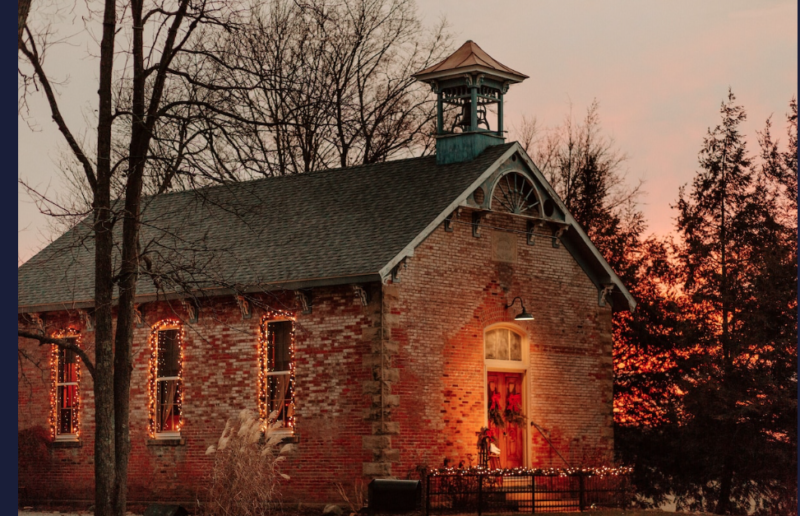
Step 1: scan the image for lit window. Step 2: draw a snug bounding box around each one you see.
[51,329,81,441]
[258,312,295,431]
[148,321,183,438]
[485,328,522,361]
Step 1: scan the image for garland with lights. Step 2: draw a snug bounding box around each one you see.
[257,310,296,432]
[428,465,634,478]
[49,328,82,440]
[488,390,504,428]
[147,319,185,438]
[504,391,525,427]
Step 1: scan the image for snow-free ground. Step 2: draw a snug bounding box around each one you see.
[18,510,712,516]
[19,511,142,516]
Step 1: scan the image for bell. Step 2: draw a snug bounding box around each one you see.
[453,102,471,132]
[477,104,490,130]
[452,101,491,132]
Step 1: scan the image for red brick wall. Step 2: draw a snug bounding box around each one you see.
[18,311,96,502]
[18,284,378,505]
[388,207,614,477]
[18,209,615,505]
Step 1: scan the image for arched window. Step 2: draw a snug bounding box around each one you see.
[491,172,541,216]
[51,328,81,441]
[258,311,295,432]
[484,327,523,362]
[148,320,184,439]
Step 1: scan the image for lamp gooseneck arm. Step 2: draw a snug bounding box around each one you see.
[504,296,525,311]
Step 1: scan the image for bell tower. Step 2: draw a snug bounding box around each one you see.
[413,41,528,165]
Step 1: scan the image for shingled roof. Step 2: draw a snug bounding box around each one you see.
[18,143,516,312]
[413,40,528,82]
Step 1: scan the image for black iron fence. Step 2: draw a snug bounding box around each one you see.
[425,468,632,515]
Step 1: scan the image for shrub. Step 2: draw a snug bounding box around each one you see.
[201,409,289,516]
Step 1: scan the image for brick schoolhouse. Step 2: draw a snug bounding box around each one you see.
[18,41,635,506]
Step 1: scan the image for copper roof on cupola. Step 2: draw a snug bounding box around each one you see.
[413,40,529,83]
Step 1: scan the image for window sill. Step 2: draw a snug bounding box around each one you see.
[279,434,299,444]
[261,431,299,445]
[147,436,186,447]
[50,439,82,449]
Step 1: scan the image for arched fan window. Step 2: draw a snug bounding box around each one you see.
[485,327,523,362]
[491,173,540,216]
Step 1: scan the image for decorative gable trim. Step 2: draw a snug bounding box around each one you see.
[378,144,518,282]
[514,145,636,312]
[377,143,636,312]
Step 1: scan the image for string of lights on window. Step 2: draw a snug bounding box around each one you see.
[428,465,633,478]
[49,328,82,440]
[257,310,296,432]
[147,319,185,438]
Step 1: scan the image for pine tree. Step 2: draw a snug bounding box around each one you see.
[619,91,797,515]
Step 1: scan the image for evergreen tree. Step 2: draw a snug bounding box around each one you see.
[617,91,797,515]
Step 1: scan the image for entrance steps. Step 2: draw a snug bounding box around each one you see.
[493,477,580,512]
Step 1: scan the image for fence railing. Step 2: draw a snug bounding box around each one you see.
[425,469,632,515]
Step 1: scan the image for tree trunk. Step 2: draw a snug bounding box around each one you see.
[111,120,145,516]
[18,0,31,42]
[715,455,734,514]
[714,126,733,516]
[112,1,190,511]
[111,216,137,516]
[94,0,117,515]
[93,197,115,516]
[111,0,144,511]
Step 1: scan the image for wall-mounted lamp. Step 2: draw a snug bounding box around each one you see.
[505,297,534,321]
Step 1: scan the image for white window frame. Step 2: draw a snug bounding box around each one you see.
[484,325,529,370]
[54,341,79,442]
[155,327,182,440]
[263,318,294,435]
[483,323,530,467]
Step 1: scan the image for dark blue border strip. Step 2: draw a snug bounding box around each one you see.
[8,1,21,510]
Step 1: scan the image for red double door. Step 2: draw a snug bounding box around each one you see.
[487,372,525,469]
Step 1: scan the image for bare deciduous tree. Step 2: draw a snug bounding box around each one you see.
[18,2,451,515]
[182,0,453,179]
[18,2,251,515]
[512,100,643,249]
[18,0,32,42]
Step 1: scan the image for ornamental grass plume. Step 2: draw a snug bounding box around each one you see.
[335,479,367,515]
[201,409,290,516]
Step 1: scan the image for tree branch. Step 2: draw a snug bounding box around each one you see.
[18,28,99,192]
[18,330,96,379]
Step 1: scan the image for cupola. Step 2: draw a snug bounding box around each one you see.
[413,40,528,165]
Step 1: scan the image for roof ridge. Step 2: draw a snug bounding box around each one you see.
[139,153,437,203]
[18,143,519,310]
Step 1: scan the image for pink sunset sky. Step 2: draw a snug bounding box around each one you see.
[18,0,798,265]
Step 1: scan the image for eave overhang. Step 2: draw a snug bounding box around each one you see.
[17,273,382,314]
[413,65,527,85]
[377,142,636,312]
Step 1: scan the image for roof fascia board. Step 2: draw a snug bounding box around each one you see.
[414,66,526,84]
[377,142,636,312]
[17,274,381,314]
[559,236,604,291]
[17,300,96,315]
[378,145,519,280]
[514,144,637,311]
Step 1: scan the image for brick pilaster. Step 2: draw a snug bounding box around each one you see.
[362,282,400,477]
